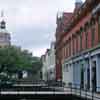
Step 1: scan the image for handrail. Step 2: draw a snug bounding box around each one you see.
[0,82,100,100]
[62,83,100,100]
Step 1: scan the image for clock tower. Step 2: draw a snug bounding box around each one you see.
[0,11,11,47]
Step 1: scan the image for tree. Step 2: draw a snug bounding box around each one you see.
[0,46,42,79]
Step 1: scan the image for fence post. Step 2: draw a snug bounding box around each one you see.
[75,84,76,95]
[75,84,77,96]
[85,88,87,100]
[80,85,81,97]
[71,83,72,95]
[92,89,94,100]
[69,83,72,95]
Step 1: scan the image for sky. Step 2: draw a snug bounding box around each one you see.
[0,0,85,57]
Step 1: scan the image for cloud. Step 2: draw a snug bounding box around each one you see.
[0,0,85,57]
[11,24,55,48]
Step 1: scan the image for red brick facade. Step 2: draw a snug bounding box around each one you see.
[55,0,100,81]
[55,13,72,81]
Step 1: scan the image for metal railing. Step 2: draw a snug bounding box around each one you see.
[0,81,100,100]
[62,83,100,100]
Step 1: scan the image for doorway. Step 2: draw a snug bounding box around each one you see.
[87,59,90,90]
[92,61,97,92]
[81,64,84,89]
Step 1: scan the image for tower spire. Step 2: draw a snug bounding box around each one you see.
[0,10,11,47]
[1,10,4,18]
[0,10,6,29]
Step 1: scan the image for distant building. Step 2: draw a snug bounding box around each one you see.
[0,12,11,47]
[41,54,48,81]
[41,42,56,81]
[55,0,100,92]
[46,42,56,81]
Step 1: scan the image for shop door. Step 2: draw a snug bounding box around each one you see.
[92,61,97,92]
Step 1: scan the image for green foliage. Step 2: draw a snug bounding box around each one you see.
[32,60,42,73]
[0,46,42,74]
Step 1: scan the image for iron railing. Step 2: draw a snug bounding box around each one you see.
[0,82,100,100]
[63,83,100,100]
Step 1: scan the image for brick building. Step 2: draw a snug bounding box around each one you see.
[55,0,100,92]
[55,12,73,81]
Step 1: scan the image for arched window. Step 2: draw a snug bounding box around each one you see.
[72,34,75,55]
[80,27,83,51]
[84,22,89,49]
[91,18,95,47]
[76,31,79,53]
[69,37,71,56]
[98,16,100,42]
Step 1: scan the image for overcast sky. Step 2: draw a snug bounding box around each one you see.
[0,0,85,57]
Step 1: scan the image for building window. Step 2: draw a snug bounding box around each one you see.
[70,40,71,56]
[66,64,69,72]
[84,22,89,49]
[85,32,88,49]
[80,28,83,51]
[69,38,71,56]
[98,16,100,42]
[80,33,82,51]
[90,19,95,47]
[81,64,84,89]
[72,35,75,55]
[63,48,64,59]
[76,34,78,53]
[63,47,65,59]
[64,47,65,58]
[91,27,95,47]
[66,45,68,58]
